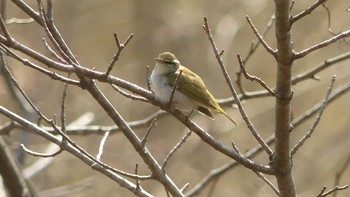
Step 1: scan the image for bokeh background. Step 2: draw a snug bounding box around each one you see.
[1,0,349,196]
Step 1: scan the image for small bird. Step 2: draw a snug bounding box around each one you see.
[150,52,237,125]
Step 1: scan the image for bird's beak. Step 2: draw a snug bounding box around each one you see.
[154,57,164,63]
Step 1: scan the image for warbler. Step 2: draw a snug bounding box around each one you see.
[150,52,236,125]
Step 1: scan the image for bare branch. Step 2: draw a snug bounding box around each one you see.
[96,130,110,161]
[42,38,68,64]
[316,185,349,197]
[243,15,275,65]
[294,30,350,59]
[254,171,280,195]
[180,183,190,193]
[20,144,63,158]
[291,0,328,23]
[0,16,13,43]
[333,155,350,197]
[134,163,142,192]
[245,16,276,57]
[291,76,335,156]
[186,135,275,197]
[322,4,337,35]
[237,54,276,96]
[168,70,183,107]
[141,118,157,146]
[203,17,273,157]
[60,77,70,132]
[112,84,149,102]
[162,131,192,169]
[292,51,350,85]
[146,65,152,92]
[0,45,80,85]
[104,33,134,78]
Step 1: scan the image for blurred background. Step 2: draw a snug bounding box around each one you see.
[1,0,349,196]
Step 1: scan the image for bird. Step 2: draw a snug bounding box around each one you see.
[150,52,237,125]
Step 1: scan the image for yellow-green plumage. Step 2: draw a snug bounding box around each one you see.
[151,52,237,126]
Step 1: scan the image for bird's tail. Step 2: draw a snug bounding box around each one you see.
[217,107,237,126]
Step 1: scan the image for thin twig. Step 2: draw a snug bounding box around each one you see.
[333,155,350,197]
[36,1,73,64]
[105,33,134,78]
[168,70,183,107]
[203,17,273,156]
[243,15,275,65]
[292,80,350,133]
[146,65,152,92]
[0,15,14,44]
[44,0,79,65]
[237,54,276,96]
[291,75,336,155]
[162,131,192,169]
[316,185,349,197]
[21,144,63,158]
[96,130,110,161]
[291,0,328,23]
[60,74,70,132]
[112,84,148,102]
[292,51,350,85]
[42,38,68,64]
[245,16,276,57]
[0,44,80,86]
[254,171,280,195]
[141,118,157,146]
[0,106,152,196]
[294,30,350,59]
[186,135,275,197]
[180,183,190,193]
[322,4,337,35]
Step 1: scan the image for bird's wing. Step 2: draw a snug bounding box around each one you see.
[166,66,218,109]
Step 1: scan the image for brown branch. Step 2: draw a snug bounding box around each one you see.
[237,54,276,96]
[292,80,350,127]
[291,76,335,156]
[0,106,153,196]
[162,131,192,170]
[291,0,328,23]
[254,171,280,195]
[333,155,350,197]
[21,144,63,158]
[104,33,134,78]
[168,70,183,107]
[0,45,80,86]
[186,135,275,197]
[316,185,349,197]
[294,30,350,59]
[112,84,149,102]
[0,15,13,43]
[0,137,36,197]
[246,15,276,57]
[236,15,275,95]
[42,38,68,64]
[292,51,350,85]
[203,17,274,157]
[146,65,152,92]
[60,76,70,132]
[141,118,157,146]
